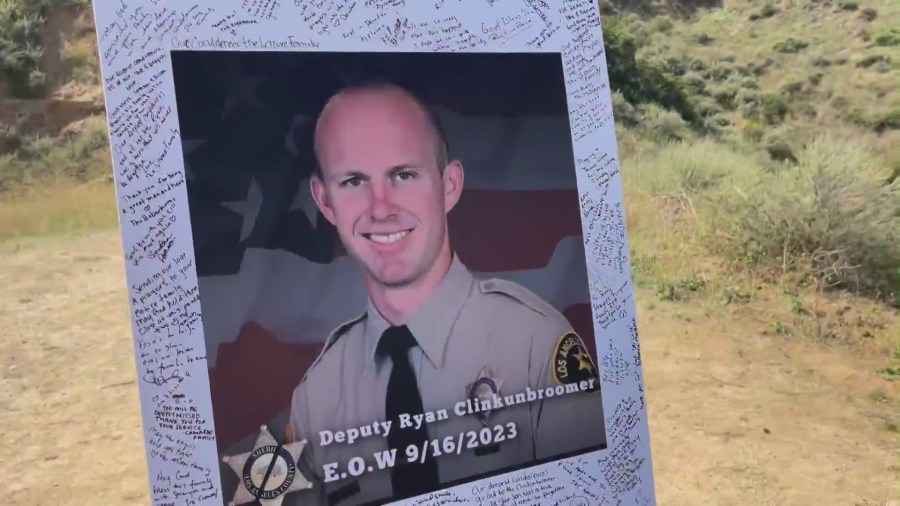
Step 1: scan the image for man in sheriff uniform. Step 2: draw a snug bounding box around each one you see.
[284,80,607,506]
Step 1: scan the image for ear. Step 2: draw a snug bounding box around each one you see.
[310,175,337,225]
[442,159,464,213]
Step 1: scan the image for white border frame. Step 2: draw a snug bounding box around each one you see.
[91,0,656,504]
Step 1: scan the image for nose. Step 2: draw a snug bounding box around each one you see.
[367,181,397,221]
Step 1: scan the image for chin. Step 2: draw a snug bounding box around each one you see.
[369,264,419,286]
[373,274,416,289]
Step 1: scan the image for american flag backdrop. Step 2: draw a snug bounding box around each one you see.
[171,50,597,460]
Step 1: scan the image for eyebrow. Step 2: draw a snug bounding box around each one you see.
[329,164,422,182]
[387,164,420,175]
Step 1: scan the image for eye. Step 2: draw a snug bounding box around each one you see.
[339,176,363,188]
[395,170,416,182]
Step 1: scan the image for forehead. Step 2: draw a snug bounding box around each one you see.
[315,88,438,174]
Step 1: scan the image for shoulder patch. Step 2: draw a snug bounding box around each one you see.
[478,277,556,318]
[551,331,600,393]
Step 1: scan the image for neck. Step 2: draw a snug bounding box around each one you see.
[366,242,453,326]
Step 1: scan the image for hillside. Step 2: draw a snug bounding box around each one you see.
[0,1,898,503]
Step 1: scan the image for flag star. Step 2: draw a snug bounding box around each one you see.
[221,71,267,119]
[182,139,207,156]
[184,162,197,182]
[223,176,264,242]
[181,139,207,182]
[288,181,320,224]
[284,113,312,156]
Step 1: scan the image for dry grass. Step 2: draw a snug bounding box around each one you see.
[60,32,100,88]
[0,179,118,240]
[0,231,145,505]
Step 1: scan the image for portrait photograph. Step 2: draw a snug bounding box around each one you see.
[171,49,609,505]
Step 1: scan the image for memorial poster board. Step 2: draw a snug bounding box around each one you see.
[91,0,656,504]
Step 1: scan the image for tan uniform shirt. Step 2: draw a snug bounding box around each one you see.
[286,255,606,505]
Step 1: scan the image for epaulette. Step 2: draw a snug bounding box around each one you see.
[300,311,367,383]
[477,277,559,319]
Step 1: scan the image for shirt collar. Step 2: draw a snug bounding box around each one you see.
[363,254,474,376]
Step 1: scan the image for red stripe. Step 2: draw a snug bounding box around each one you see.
[448,189,583,272]
[209,322,323,452]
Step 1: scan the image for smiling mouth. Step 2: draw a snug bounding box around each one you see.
[362,229,412,244]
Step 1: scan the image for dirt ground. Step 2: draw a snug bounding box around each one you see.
[1,231,897,505]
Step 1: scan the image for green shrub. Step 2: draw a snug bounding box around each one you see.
[704,62,739,82]
[658,56,688,76]
[839,0,858,11]
[761,94,789,124]
[692,32,714,45]
[687,59,707,72]
[701,115,731,137]
[681,72,706,94]
[734,74,760,89]
[860,7,878,21]
[831,95,849,109]
[873,28,900,47]
[739,120,766,142]
[760,3,778,17]
[611,90,640,127]
[0,0,50,98]
[601,16,700,125]
[764,135,797,163]
[638,103,692,141]
[648,15,674,33]
[779,78,805,96]
[694,96,722,117]
[872,107,900,132]
[598,0,617,16]
[774,38,810,53]
[737,91,759,112]
[703,134,899,301]
[708,73,759,109]
[847,107,870,127]
[749,3,778,20]
[709,82,741,109]
[856,53,891,68]
[740,92,789,125]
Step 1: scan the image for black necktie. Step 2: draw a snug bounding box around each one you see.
[376,325,440,499]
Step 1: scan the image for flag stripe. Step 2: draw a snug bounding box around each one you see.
[449,189,583,272]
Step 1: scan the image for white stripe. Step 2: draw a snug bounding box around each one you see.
[200,237,591,366]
